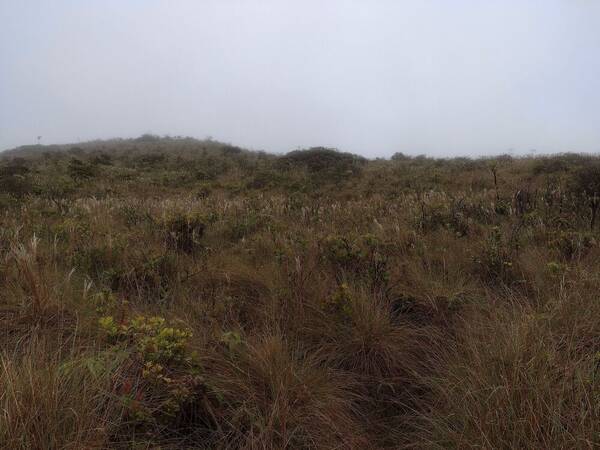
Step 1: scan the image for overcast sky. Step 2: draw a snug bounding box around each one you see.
[1,1,599,157]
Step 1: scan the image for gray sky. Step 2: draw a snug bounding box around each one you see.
[1,0,599,157]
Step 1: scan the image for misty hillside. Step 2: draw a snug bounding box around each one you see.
[3,134,598,198]
[4,0,600,447]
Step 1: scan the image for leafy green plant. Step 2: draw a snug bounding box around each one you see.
[220,331,243,352]
[323,283,353,317]
[323,235,364,273]
[98,313,206,427]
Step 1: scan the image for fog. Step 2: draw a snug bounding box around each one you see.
[1,1,599,157]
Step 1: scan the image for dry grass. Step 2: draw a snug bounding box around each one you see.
[0,337,124,450]
[417,289,600,449]
[0,141,599,448]
[206,333,368,449]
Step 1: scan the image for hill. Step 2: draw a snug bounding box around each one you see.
[0,138,599,448]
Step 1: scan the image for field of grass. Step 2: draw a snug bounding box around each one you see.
[1,136,599,449]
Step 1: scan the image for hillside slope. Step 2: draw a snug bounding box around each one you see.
[0,139,599,449]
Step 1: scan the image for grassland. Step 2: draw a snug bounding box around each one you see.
[0,136,599,449]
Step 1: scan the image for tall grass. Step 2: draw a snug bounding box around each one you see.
[0,140,599,448]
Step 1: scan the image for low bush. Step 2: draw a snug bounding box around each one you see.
[163,213,205,253]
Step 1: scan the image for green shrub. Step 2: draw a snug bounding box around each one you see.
[73,242,125,282]
[67,158,96,181]
[223,212,265,241]
[112,253,179,302]
[0,163,33,198]
[163,213,205,253]
[473,226,516,284]
[323,283,353,318]
[119,204,153,228]
[322,234,390,289]
[279,147,366,185]
[98,314,206,428]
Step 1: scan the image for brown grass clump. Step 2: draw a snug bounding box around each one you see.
[417,291,600,449]
[205,333,368,449]
[0,338,124,450]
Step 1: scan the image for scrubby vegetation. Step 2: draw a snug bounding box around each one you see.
[1,136,599,448]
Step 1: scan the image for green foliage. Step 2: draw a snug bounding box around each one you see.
[245,169,283,189]
[493,198,511,215]
[98,313,204,427]
[115,253,179,302]
[128,316,191,363]
[474,226,516,284]
[67,158,96,181]
[323,283,353,317]
[98,314,195,368]
[279,147,366,185]
[391,152,410,161]
[135,133,162,143]
[90,151,113,166]
[220,331,243,352]
[532,158,568,175]
[119,204,153,228]
[0,162,33,198]
[418,202,474,235]
[73,242,125,282]
[323,235,364,271]
[224,211,266,241]
[135,152,166,167]
[221,144,243,156]
[36,176,77,202]
[98,315,120,338]
[323,234,390,289]
[546,261,563,275]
